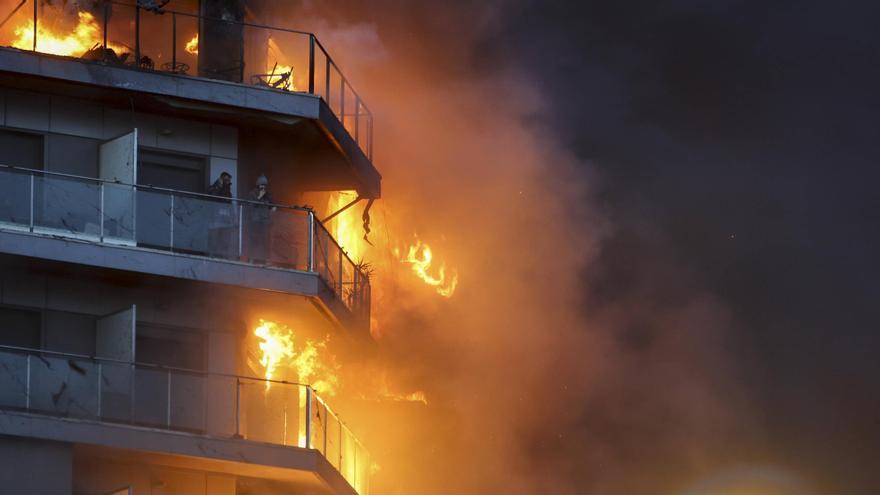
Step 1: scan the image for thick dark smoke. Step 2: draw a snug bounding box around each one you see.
[252,1,878,494]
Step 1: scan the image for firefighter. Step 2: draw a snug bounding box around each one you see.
[207,172,234,259]
[246,174,275,264]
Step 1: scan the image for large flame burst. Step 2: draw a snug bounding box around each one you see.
[253,319,339,395]
[11,12,126,57]
[328,191,364,261]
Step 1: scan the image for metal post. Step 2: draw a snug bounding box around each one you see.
[337,249,344,297]
[323,231,330,281]
[97,362,102,418]
[135,5,141,66]
[369,114,374,161]
[129,363,136,423]
[28,175,34,232]
[234,377,241,437]
[304,387,312,449]
[31,0,36,51]
[238,23,245,83]
[102,3,108,62]
[166,370,172,427]
[340,78,345,125]
[307,211,315,272]
[354,96,360,143]
[238,204,244,259]
[169,194,175,251]
[308,35,316,94]
[99,183,105,242]
[353,268,360,311]
[282,399,288,446]
[325,57,331,102]
[25,354,31,409]
[171,13,177,71]
[322,402,328,455]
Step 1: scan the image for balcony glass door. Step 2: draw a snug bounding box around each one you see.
[96,305,136,424]
[99,129,138,245]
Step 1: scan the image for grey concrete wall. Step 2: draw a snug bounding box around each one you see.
[0,269,241,375]
[75,455,237,495]
[0,436,72,494]
[0,263,334,372]
[0,89,238,187]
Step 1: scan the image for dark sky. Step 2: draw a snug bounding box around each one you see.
[484,1,880,493]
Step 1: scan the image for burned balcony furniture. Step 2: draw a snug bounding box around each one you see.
[0,0,374,161]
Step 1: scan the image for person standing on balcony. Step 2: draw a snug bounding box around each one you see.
[207,172,233,198]
[246,174,275,264]
[207,172,235,259]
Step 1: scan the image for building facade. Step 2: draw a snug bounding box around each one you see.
[0,1,378,494]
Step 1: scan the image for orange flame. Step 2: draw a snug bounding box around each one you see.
[185,34,199,55]
[253,320,339,395]
[396,240,458,297]
[266,37,296,90]
[11,12,125,58]
[328,190,364,261]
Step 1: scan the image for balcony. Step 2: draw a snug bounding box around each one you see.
[0,344,370,494]
[0,0,373,161]
[0,165,370,327]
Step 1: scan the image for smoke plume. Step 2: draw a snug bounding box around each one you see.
[253,1,793,494]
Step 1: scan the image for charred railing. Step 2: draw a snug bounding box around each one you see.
[0,344,371,495]
[0,0,373,160]
[0,165,370,320]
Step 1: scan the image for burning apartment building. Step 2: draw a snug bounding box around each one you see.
[0,0,379,493]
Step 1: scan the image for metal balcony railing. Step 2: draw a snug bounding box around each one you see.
[0,344,371,494]
[0,165,370,320]
[0,0,373,160]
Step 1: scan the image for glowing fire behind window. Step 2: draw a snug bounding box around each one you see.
[327,190,364,262]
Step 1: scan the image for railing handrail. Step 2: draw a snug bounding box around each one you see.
[0,164,312,213]
[104,0,372,118]
[0,343,302,387]
[0,342,371,474]
[0,164,370,290]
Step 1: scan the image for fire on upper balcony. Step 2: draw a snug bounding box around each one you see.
[0,0,373,159]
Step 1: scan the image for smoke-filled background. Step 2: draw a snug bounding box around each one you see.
[256,1,879,494]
